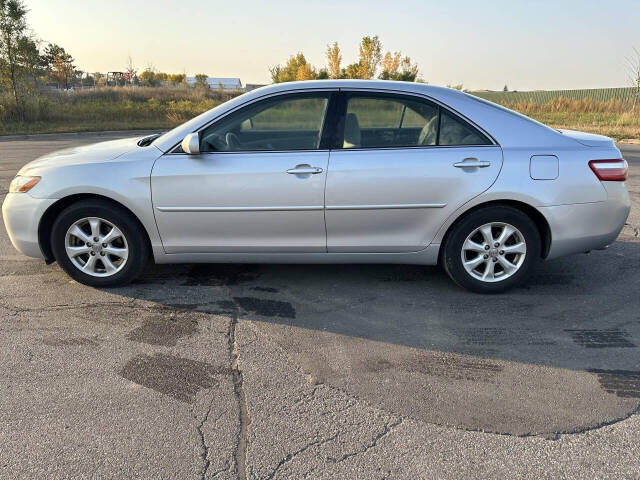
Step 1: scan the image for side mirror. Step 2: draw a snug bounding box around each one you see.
[181,132,200,155]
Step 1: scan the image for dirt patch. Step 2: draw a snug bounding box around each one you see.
[126,314,198,347]
[120,353,231,403]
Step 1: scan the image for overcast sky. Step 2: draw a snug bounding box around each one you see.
[26,0,640,90]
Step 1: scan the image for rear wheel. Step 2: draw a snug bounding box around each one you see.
[51,199,148,287]
[442,205,540,293]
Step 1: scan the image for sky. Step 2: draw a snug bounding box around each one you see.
[25,0,640,91]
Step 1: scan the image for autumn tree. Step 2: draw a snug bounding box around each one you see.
[51,49,74,88]
[343,62,361,79]
[167,73,186,86]
[270,36,421,83]
[194,73,209,88]
[380,51,401,78]
[270,53,318,83]
[138,67,157,86]
[326,42,342,79]
[379,51,419,81]
[357,35,382,79]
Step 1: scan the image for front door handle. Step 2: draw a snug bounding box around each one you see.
[286,165,324,175]
[454,158,491,168]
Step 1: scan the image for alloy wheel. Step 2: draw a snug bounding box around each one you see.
[460,222,527,283]
[64,217,129,277]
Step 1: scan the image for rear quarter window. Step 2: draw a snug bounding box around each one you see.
[439,110,491,146]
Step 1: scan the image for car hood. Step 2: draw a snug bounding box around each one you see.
[558,129,616,148]
[18,136,149,174]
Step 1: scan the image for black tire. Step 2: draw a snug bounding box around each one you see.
[442,205,540,294]
[51,199,149,287]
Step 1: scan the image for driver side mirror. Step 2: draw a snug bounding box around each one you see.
[181,132,200,155]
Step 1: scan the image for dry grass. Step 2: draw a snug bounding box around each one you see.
[0,87,242,135]
[1,89,639,140]
[503,98,640,140]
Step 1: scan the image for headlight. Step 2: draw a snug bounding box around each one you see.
[9,175,41,193]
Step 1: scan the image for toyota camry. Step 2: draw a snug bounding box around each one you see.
[2,80,630,293]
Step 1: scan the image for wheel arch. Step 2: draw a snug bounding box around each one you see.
[439,199,552,260]
[38,193,153,264]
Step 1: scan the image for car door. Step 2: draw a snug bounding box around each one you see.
[151,91,336,253]
[325,91,503,253]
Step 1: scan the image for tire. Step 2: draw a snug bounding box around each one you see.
[51,199,149,287]
[442,205,540,294]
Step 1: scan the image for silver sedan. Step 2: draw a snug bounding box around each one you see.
[2,80,631,292]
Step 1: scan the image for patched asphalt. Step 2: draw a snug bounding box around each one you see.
[0,133,639,479]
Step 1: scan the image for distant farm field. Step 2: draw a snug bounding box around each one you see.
[470,87,640,140]
[472,87,639,105]
[1,86,639,140]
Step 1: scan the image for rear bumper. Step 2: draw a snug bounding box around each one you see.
[2,193,56,259]
[541,182,631,259]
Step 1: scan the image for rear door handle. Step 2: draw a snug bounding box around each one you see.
[453,158,491,168]
[286,165,324,174]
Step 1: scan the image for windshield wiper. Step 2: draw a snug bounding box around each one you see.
[137,133,161,147]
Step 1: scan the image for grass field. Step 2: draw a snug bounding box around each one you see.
[1,86,639,140]
[0,87,239,135]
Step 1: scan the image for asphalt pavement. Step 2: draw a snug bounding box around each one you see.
[0,133,639,479]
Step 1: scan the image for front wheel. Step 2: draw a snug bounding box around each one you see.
[51,199,149,287]
[442,206,541,293]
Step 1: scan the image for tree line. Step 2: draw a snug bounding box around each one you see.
[0,0,221,122]
[269,35,422,83]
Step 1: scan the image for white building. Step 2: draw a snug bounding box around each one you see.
[186,76,242,90]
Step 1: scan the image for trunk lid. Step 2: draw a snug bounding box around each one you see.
[558,129,616,148]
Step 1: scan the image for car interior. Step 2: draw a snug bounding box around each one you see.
[197,92,489,153]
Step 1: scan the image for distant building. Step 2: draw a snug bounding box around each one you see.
[244,83,268,92]
[186,76,242,90]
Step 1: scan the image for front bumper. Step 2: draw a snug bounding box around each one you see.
[541,182,631,259]
[2,193,56,259]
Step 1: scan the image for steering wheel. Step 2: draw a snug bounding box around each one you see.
[225,132,241,150]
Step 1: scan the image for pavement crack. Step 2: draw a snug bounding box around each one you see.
[328,418,403,464]
[229,298,250,480]
[263,433,339,480]
[195,396,215,480]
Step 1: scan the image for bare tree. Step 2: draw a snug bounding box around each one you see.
[626,47,640,110]
[125,55,136,87]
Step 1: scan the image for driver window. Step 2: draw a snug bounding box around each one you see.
[200,93,330,152]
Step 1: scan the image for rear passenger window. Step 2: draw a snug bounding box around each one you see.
[340,93,490,149]
[438,110,490,146]
[343,95,439,148]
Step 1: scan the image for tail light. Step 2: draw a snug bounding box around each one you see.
[588,159,628,181]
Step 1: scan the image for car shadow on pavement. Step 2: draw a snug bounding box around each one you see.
[101,240,640,435]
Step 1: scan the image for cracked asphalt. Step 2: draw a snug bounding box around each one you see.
[1,133,639,479]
